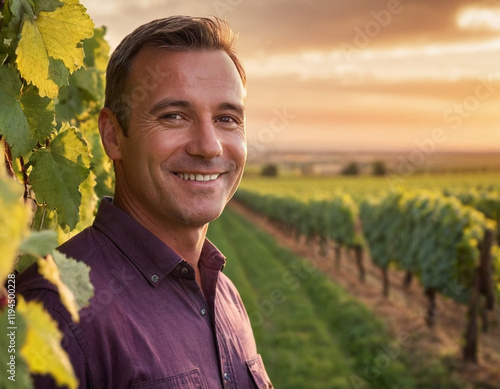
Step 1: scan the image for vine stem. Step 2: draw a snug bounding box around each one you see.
[0,1,4,31]
[20,156,30,200]
[2,137,17,179]
[39,205,47,231]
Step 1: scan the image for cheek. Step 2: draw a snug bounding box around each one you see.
[225,132,247,164]
[121,135,162,178]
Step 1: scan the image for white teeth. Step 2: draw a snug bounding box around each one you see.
[176,173,220,181]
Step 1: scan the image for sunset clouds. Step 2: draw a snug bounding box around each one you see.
[84,0,500,152]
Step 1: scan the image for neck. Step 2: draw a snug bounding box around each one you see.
[113,193,208,271]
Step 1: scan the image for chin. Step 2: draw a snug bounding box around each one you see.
[179,207,224,226]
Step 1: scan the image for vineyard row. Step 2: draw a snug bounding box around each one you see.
[234,187,500,362]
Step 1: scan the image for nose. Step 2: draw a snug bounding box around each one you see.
[185,118,223,159]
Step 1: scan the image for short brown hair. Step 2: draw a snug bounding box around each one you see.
[104,16,246,134]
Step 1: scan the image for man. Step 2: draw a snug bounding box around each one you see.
[17,16,273,388]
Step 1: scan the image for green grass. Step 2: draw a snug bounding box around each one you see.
[208,207,464,389]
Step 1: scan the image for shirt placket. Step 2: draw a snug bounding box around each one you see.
[174,261,228,389]
[175,262,213,329]
[215,319,238,389]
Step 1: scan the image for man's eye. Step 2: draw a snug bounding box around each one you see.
[217,116,242,125]
[161,113,182,120]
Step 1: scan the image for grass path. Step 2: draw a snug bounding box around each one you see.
[210,207,354,388]
[208,207,463,388]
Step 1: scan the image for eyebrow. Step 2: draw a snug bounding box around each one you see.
[149,99,192,116]
[218,102,246,119]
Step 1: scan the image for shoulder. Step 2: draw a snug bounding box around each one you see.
[58,225,108,265]
[16,226,103,292]
[16,261,58,299]
[217,271,238,294]
[217,272,247,310]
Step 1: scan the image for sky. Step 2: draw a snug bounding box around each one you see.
[83,0,500,155]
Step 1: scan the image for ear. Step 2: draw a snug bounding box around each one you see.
[98,108,123,161]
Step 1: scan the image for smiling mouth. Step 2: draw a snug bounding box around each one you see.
[175,172,221,182]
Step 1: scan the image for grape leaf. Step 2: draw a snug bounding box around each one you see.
[70,66,105,103]
[1,0,16,29]
[0,65,24,150]
[0,146,31,283]
[0,66,55,157]
[55,85,87,122]
[16,0,94,98]
[48,57,71,89]
[17,296,78,389]
[83,26,110,72]
[52,250,94,311]
[37,254,79,322]
[56,66,103,123]
[73,169,98,233]
[16,15,59,97]
[16,254,39,274]
[37,250,93,323]
[87,129,114,199]
[28,125,91,229]
[20,85,56,145]
[50,124,91,167]
[33,0,64,14]
[19,230,59,257]
[2,0,27,39]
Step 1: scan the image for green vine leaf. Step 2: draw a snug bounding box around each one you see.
[52,250,94,313]
[19,230,59,257]
[1,1,107,387]
[37,250,94,323]
[55,26,109,122]
[0,65,24,150]
[70,66,105,104]
[37,254,77,322]
[83,26,110,72]
[84,122,114,199]
[28,125,91,229]
[73,169,98,233]
[1,0,27,42]
[0,66,55,157]
[15,0,94,98]
[33,0,65,14]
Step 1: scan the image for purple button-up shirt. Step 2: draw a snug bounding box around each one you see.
[17,198,273,388]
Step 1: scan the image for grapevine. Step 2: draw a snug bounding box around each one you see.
[236,185,499,362]
[235,189,365,280]
[0,0,111,387]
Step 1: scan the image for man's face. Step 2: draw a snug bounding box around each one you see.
[113,48,246,228]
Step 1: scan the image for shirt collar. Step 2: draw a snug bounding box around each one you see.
[93,197,225,287]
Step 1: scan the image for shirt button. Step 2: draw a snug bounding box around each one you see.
[224,372,230,382]
[200,308,207,316]
[180,266,189,275]
[151,274,159,283]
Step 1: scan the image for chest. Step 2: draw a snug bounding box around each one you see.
[78,275,258,388]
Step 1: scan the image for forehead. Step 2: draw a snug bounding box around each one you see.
[127,47,245,103]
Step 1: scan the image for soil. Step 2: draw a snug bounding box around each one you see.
[229,200,500,389]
